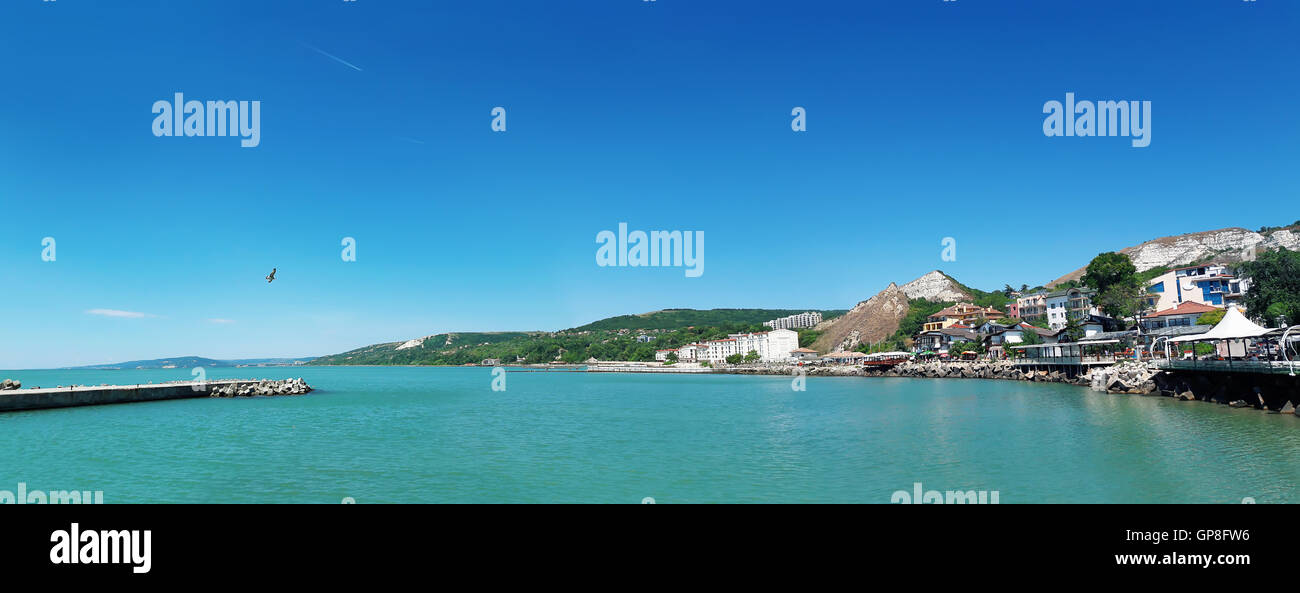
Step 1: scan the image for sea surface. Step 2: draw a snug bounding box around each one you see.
[0,366,1296,503]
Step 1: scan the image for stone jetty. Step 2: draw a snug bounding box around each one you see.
[0,378,315,413]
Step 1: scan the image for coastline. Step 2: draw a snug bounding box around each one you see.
[579,360,1300,419]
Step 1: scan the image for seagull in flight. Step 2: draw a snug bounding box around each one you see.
[266,268,277,283]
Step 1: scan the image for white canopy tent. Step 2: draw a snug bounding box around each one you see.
[863,351,912,360]
[1169,307,1271,342]
[1166,307,1272,359]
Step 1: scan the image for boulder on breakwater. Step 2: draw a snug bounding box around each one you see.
[208,378,313,398]
[0,379,20,391]
[1087,361,1158,394]
[874,360,1095,386]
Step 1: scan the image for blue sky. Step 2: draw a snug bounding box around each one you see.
[1,0,1297,369]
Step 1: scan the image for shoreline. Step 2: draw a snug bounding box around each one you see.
[10,362,1296,419]
[581,360,1300,419]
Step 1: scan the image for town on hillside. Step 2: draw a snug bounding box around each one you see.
[637,250,1299,373]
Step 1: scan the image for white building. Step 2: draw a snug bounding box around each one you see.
[764,312,823,330]
[1143,263,1246,312]
[1045,287,1099,330]
[654,349,677,361]
[676,344,705,362]
[703,329,799,363]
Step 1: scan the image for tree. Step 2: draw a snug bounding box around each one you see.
[1196,309,1226,326]
[1240,247,1300,326]
[1095,283,1145,321]
[1019,326,1044,345]
[725,353,744,365]
[798,329,823,348]
[1082,252,1142,319]
[665,351,678,364]
[1082,252,1138,292]
[1062,316,1085,341]
[743,350,760,363]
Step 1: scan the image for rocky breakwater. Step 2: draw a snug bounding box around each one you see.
[878,360,1099,385]
[1,379,20,391]
[1087,361,1159,394]
[727,364,866,377]
[209,378,313,398]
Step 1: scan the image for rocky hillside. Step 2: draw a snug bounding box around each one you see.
[900,270,972,302]
[1049,224,1300,287]
[811,270,973,354]
[811,283,910,353]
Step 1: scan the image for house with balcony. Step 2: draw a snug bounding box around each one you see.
[1045,287,1099,330]
[921,303,1006,332]
[914,327,979,353]
[1015,292,1049,324]
[1144,263,1247,311]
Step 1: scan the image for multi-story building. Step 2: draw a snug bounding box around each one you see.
[1045,287,1098,330]
[1016,292,1048,322]
[922,303,1006,332]
[1143,263,1247,311]
[764,312,824,330]
[914,327,979,353]
[676,344,706,362]
[702,329,799,363]
[654,348,677,361]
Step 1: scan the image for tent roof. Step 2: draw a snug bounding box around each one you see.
[1169,307,1271,342]
[864,351,912,358]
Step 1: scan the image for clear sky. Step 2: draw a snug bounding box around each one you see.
[2,0,1297,369]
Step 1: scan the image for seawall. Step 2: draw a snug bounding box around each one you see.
[0,378,313,413]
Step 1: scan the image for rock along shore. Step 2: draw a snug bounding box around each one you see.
[207,378,313,397]
[714,360,1300,417]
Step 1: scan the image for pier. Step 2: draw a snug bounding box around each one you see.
[0,379,310,413]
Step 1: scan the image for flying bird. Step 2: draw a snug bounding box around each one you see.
[266,268,277,283]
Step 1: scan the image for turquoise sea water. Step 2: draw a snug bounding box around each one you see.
[0,366,1297,503]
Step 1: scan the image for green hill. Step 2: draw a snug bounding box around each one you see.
[309,309,845,366]
[308,332,539,366]
[567,308,845,332]
[70,356,314,370]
